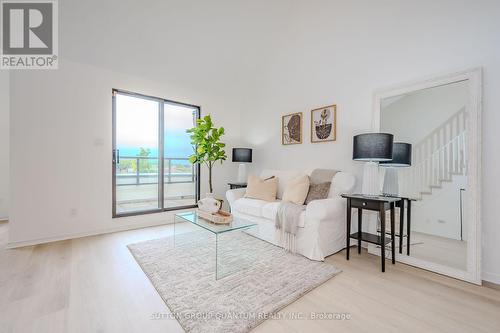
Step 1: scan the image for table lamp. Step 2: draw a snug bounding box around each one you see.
[353,133,394,196]
[380,142,412,196]
[232,148,252,183]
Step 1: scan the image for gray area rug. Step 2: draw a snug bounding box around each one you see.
[128,231,341,333]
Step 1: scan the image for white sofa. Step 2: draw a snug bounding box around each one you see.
[226,169,356,261]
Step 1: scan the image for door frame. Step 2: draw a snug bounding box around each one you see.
[112,88,201,218]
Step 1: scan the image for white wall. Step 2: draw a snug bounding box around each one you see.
[412,175,467,240]
[0,71,9,220]
[239,1,500,283]
[9,59,240,246]
[381,81,468,144]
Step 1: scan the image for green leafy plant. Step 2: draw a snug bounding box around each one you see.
[187,115,227,193]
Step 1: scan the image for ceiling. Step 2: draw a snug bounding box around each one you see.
[59,0,293,96]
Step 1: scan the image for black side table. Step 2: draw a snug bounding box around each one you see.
[228,182,247,190]
[341,194,401,272]
[395,197,414,256]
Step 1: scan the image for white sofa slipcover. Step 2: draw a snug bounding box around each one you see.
[226,169,356,261]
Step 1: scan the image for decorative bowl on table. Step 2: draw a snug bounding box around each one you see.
[196,209,233,224]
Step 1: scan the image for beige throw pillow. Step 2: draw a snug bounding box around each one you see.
[244,175,278,202]
[282,175,310,205]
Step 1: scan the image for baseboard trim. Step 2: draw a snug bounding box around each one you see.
[483,280,500,290]
[6,219,174,249]
[482,271,500,286]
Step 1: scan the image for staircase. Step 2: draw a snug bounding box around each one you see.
[399,108,467,200]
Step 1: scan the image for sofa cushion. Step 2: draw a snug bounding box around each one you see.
[261,201,306,227]
[244,175,278,202]
[282,175,310,205]
[259,169,305,199]
[232,198,268,217]
[262,201,281,220]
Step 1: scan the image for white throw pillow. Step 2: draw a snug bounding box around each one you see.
[282,175,310,205]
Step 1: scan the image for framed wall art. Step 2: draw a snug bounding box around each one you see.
[311,105,336,143]
[282,112,303,145]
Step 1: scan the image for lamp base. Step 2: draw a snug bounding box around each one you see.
[237,164,247,183]
[362,161,380,196]
[382,167,399,197]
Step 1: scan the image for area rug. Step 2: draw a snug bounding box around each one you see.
[128,231,341,333]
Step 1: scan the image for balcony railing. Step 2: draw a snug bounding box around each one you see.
[116,156,195,186]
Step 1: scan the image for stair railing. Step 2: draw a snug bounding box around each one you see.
[400,108,467,199]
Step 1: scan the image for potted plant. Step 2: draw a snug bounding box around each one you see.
[187,115,227,197]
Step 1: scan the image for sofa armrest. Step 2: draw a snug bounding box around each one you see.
[305,197,345,221]
[226,188,246,209]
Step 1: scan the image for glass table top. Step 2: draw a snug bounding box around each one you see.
[175,211,257,234]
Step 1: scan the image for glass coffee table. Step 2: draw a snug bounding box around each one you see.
[174,211,257,280]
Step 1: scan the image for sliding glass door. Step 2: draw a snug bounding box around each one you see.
[112,90,199,217]
[163,102,198,209]
[113,92,160,214]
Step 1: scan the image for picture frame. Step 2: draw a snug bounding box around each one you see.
[282,112,303,145]
[311,105,336,143]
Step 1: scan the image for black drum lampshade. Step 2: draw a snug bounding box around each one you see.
[232,148,252,163]
[353,133,394,162]
[380,143,412,167]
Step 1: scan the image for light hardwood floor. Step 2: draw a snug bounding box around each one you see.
[1,219,500,333]
[410,231,467,270]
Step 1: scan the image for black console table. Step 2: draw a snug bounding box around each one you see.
[341,194,401,272]
[395,197,413,256]
[379,197,414,256]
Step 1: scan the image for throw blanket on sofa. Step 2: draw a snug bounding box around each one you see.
[275,202,306,253]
